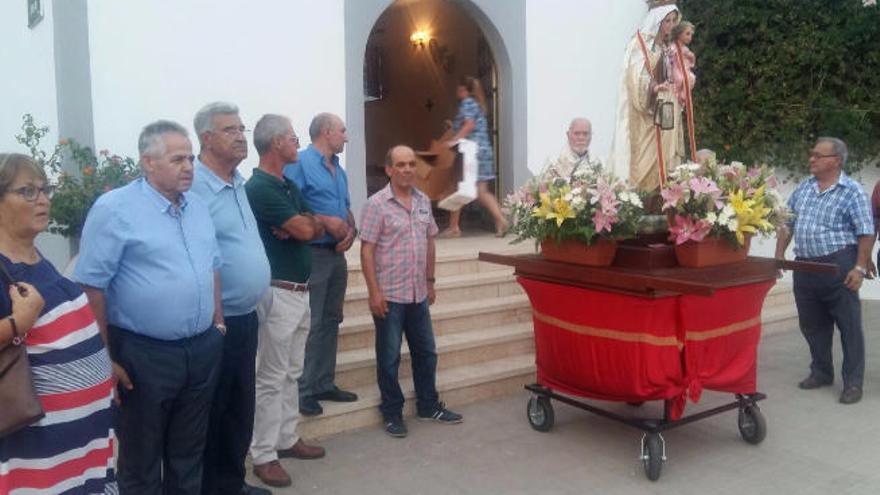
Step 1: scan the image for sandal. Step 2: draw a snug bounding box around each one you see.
[437,228,462,239]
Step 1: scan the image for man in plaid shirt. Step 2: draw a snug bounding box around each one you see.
[360,145,463,438]
[776,137,875,405]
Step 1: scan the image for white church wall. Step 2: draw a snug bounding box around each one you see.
[0,0,70,269]
[525,0,646,176]
[86,0,347,179]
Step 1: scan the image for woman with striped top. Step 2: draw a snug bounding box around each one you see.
[0,153,117,494]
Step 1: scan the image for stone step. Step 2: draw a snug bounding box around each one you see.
[298,354,536,440]
[344,269,522,316]
[346,256,515,288]
[338,294,533,351]
[335,322,534,389]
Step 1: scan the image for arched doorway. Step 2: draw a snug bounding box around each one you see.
[343,0,528,226]
[363,0,498,232]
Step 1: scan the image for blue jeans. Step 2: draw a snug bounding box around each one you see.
[794,245,865,387]
[373,299,439,420]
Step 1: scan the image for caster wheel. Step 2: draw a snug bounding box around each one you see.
[527,396,554,432]
[641,433,665,481]
[738,404,766,445]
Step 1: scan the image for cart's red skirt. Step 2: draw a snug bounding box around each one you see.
[518,277,773,420]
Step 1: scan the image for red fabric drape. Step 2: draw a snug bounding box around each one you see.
[518,277,773,420]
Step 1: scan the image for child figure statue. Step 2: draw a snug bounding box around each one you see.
[669,20,697,161]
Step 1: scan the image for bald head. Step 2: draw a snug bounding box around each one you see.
[385,145,417,191]
[567,118,592,156]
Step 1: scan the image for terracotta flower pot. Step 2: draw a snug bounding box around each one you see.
[540,238,618,266]
[674,235,751,268]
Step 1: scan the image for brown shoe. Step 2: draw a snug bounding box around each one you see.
[252,460,292,487]
[278,438,326,460]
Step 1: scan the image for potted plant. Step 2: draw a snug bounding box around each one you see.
[660,157,790,267]
[16,114,140,244]
[504,162,644,266]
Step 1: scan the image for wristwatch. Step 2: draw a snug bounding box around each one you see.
[854,265,867,276]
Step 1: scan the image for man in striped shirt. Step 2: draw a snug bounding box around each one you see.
[360,145,462,438]
[775,137,875,405]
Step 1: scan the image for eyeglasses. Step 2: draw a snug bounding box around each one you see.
[216,125,251,138]
[7,184,55,202]
[809,152,838,159]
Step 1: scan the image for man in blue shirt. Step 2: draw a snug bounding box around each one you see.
[776,137,875,405]
[189,102,272,495]
[75,120,224,494]
[284,113,358,415]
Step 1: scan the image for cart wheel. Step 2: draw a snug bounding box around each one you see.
[641,433,665,481]
[527,396,554,432]
[737,404,766,445]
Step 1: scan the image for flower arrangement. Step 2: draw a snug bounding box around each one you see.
[660,157,790,247]
[16,114,140,238]
[504,161,644,246]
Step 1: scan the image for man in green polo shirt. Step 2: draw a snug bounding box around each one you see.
[245,114,326,489]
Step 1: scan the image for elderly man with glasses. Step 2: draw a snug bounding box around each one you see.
[190,102,273,495]
[775,137,875,405]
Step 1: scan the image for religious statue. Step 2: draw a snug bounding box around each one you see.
[608,0,686,198]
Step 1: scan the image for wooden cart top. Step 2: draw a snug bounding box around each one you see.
[478,252,834,297]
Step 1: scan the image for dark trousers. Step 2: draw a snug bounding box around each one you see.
[373,299,440,420]
[201,312,259,495]
[111,325,223,495]
[794,245,865,387]
[299,247,347,401]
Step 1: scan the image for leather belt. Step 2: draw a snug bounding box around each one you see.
[271,279,309,292]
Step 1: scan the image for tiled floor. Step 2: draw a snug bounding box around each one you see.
[250,301,880,495]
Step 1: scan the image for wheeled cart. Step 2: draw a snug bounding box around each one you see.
[479,250,831,481]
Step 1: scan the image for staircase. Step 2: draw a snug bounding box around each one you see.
[298,237,799,439]
[298,236,537,439]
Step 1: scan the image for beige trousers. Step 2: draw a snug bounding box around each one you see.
[249,287,310,465]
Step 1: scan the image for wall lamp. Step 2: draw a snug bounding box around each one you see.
[410,30,430,48]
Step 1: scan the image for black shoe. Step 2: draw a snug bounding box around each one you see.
[798,373,833,390]
[417,402,463,424]
[840,385,863,404]
[314,387,358,402]
[384,417,408,438]
[299,397,323,416]
[239,482,272,495]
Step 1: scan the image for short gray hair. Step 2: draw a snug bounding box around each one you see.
[253,114,292,155]
[817,136,848,167]
[193,101,240,138]
[138,120,189,158]
[309,112,338,140]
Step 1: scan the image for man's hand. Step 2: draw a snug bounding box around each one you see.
[844,268,865,291]
[368,290,388,318]
[271,226,291,241]
[335,226,356,252]
[111,361,133,405]
[428,283,436,305]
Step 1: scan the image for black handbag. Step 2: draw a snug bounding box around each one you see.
[0,260,45,437]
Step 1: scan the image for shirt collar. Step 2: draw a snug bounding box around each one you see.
[304,144,340,168]
[195,157,244,193]
[809,171,856,192]
[379,182,425,207]
[140,177,189,213]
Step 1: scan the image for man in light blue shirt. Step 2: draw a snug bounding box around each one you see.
[283,113,359,416]
[189,102,271,495]
[75,120,224,494]
[776,137,874,405]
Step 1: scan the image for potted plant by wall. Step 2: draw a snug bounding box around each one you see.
[660,158,790,267]
[504,162,644,266]
[16,114,139,250]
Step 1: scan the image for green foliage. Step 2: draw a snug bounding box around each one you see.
[677,0,880,173]
[15,114,140,238]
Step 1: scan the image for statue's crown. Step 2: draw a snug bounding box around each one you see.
[646,0,677,8]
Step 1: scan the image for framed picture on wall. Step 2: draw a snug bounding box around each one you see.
[364,44,385,101]
[28,0,43,28]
